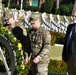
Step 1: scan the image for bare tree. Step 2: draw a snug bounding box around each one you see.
[0,0,2,24]
[38,0,45,8]
[20,0,23,10]
[29,0,33,6]
[56,0,60,9]
[8,0,10,8]
[72,0,76,14]
[0,0,2,17]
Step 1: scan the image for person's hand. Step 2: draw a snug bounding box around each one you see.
[24,57,28,64]
[24,52,29,64]
[33,56,40,64]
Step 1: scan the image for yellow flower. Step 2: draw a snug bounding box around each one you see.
[20,50,23,55]
[20,64,25,70]
[17,43,22,49]
[2,27,5,30]
[13,37,17,42]
[5,27,9,32]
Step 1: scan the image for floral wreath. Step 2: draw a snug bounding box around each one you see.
[0,24,25,75]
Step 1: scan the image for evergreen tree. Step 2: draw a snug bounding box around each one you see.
[40,0,55,13]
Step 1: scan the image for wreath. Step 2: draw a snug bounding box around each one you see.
[0,24,25,75]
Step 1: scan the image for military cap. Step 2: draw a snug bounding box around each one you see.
[29,13,40,24]
[3,10,13,20]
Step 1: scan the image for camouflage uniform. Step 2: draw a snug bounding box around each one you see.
[28,26,51,75]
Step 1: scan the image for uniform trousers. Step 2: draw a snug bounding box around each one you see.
[67,55,76,75]
[30,59,49,75]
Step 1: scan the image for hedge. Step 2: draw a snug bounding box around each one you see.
[48,59,67,74]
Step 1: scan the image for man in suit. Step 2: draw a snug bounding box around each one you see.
[62,10,76,75]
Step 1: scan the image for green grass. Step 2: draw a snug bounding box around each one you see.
[50,46,63,60]
[0,17,2,24]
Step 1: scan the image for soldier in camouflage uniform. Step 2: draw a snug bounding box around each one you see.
[3,10,29,63]
[25,13,51,75]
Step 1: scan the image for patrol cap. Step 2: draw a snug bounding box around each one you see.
[29,13,40,24]
[3,10,13,20]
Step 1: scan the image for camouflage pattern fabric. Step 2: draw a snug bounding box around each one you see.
[3,10,13,20]
[28,26,51,75]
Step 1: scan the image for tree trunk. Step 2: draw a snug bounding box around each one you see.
[38,0,45,8]
[56,0,59,9]
[8,0,10,8]
[20,0,23,10]
[72,0,76,15]
[0,0,2,17]
[0,0,2,24]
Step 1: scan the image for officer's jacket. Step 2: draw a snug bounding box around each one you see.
[62,23,76,62]
[28,27,51,61]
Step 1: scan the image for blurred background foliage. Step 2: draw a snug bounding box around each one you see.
[2,0,75,16]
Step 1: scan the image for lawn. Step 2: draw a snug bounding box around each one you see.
[50,45,63,60]
[0,18,2,24]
